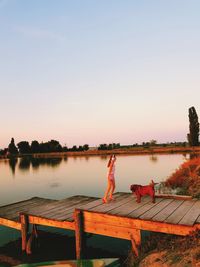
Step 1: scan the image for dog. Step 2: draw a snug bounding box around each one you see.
[130,180,156,203]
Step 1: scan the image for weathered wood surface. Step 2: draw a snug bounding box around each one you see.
[128,198,164,218]
[139,199,174,220]
[152,199,184,222]
[0,197,56,221]
[178,201,200,226]
[65,193,127,221]
[27,196,95,218]
[164,199,197,224]
[1,193,200,230]
[0,197,51,215]
[0,196,97,221]
[44,197,97,220]
[108,196,150,216]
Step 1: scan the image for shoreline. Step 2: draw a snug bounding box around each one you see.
[1,146,200,159]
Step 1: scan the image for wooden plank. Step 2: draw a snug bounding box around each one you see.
[108,196,150,216]
[82,210,197,236]
[59,204,101,221]
[0,217,21,230]
[0,197,43,209]
[65,193,130,222]
[5,200,56,221]
[152,199,184,222]
[195,213,200,223]
[65,194,158,222]
[89,194,133,213]
[27,196,80,215]
[57,193,123,221]
[128,198,164,218]
[1,199,56,220]
[155,194,192,200]
[28,196,86,214]
[40,198,97,220]
[139,199,174,220]
[83,220,135,240]
[0,197,49,215]
[178,200,200,226]
[28,214,74,230]
[45,198,96,219]
[28,196,91,217]
[165,200,197,224]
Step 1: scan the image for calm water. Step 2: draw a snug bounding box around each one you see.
[0,154,187,206]
[0,154,188,264]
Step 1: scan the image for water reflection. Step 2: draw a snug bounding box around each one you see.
[149,155,158,163]
[8,158,18,175]
[50,182,61,188]
[19,157,31,171]
[100,155,109,161]
[10,157,63,174]
[35,157,62,167]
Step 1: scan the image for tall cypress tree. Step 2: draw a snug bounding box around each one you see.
[188,107,199,146]
[8,138,18,154]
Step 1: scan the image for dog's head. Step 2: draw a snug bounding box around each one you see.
[130,184,139,192]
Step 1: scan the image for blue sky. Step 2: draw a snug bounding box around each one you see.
[0,0,200,148]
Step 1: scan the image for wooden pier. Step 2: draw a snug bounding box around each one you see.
[1,192,200,258]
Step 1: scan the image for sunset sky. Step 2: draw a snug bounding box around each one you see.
[0,0,200,148]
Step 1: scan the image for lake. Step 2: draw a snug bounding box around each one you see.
[0,153,188,263]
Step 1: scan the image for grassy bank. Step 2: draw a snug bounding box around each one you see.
[1,146,200,159]
[165,156,200,198]
[126,230,200,266]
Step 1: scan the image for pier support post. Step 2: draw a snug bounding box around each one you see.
[74,209,84,260]
[130,229,141,257]
[26,224,38,255]
[20,213,29,252]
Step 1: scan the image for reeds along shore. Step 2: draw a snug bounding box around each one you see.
[1,146,200,159]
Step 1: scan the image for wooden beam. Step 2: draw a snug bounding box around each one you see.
[26,225,38,255]
[130,229,141,257]
[0,217,21,230]
[20,213,29,252]
[155,194,192,200]
[83,221,134,240]
[82,210,199,236]
[74,209,84,260]
[27,214,74,230]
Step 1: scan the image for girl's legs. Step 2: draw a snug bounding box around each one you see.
[103,179,112,203]
[109,180,115,200]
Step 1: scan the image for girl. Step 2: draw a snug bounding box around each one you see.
[102,154,116,203]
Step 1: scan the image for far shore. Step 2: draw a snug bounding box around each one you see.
[1,146,200,159]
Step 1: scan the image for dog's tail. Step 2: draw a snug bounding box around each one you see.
[150,180,155,186]
[150,180,159,187]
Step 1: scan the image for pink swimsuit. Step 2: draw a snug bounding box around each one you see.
[108,163,115,181]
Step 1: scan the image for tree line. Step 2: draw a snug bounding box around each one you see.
[0,106,199,156]
[0,139,90,156]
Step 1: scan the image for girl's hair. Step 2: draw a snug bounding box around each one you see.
[107,154,115,168]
